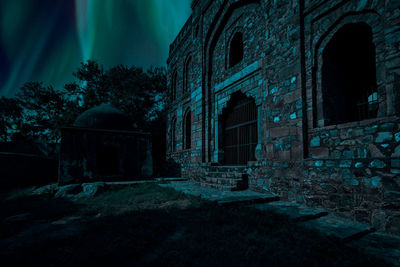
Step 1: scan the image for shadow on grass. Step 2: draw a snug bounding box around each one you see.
[0,185,393,267]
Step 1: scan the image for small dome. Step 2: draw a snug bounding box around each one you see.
[73,104,132,130]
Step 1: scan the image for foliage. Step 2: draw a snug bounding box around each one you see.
[0,96,22,142]
[0,61,167,143]
[65,60,167,129]
[14,82,72,143]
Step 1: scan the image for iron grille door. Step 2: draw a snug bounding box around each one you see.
[223,98,257,165]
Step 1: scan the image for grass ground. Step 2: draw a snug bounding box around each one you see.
[0,183,392,266]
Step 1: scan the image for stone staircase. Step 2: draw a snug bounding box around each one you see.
[196,165,248,191]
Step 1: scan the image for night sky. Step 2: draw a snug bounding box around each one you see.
[0,0,191,96]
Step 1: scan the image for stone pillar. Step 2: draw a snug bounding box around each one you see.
[255,105,263,160]
[213,108,224,163]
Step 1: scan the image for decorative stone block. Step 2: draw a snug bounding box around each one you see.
[375,132,393,143]
[339,160,352,168]
[310,136,320,147]
[391,159,400,168]
[369,160,386,169]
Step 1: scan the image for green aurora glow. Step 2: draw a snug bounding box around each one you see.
[0,0,191,96]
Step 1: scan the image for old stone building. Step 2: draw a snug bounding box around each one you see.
[167,0,400,234]
[59,104,153,185]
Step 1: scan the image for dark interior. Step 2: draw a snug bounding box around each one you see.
[185,111,191,149]
[98,145,119,176]
[229,32,244,67]
[322,22,377,126]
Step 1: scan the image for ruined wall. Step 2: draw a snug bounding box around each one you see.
[0,153,58,189]
[167,0,400,234]
[167,12,203,164]
[208,1,268,162]
[249,0,400,234]
[59,128,152,185]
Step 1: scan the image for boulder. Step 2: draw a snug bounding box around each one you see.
[55,184,82,198]
[32,183,58,196]
[78,182,107,198]
[4,213,32,223]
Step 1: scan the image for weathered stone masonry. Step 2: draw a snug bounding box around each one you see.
[167,0,400,234]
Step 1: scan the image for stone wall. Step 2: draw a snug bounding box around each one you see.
[167,0,400,234]
[0,153,58,190]
[59,128,153,185]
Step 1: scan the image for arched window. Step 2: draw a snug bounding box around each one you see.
[171,70,177,101]
[184,56,192,94]
[229,32,244,67]
[184,110,191,149]
[321,23,377,126]
[171,117,176,152]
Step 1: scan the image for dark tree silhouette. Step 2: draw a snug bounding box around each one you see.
[15,82,71,143]
[65,60,167,129]
[0,61,167,144]
[0,97,22,142]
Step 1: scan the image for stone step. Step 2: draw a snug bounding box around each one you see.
[299,215,376,242]
[347,232,400,266]
[203,165,247,173]
[204,177,242,186]
[160,181,279,204]
[195,181,236,191]
[155,177,187,182]
[217,193,279,206]
[204,171,245,179]
[252,201,328,222]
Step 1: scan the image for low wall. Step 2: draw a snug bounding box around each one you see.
[248,117,400,234]
[0,152,58,190]
[59,127,153,185]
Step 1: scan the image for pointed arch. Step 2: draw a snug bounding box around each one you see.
[171,69,178,101]
[311,11,383,127]
[229,32,244,67]
[202,0,261,162]
[321,22,377,125]
[183,55,192,94]
[183,109,192,150]
[171,117,177,152]
[221,91,257,165]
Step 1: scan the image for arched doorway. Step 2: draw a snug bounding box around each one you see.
[321,22,377,126]
[97,145,119,176]
[222,92,257,165]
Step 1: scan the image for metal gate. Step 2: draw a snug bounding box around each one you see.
[223,95,257,165]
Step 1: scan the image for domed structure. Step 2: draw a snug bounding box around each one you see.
[73,104,132,130]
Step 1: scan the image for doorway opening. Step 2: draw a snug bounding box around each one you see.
[222,92,257,165]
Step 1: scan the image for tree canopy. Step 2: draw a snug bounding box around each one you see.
[0,61,167,143]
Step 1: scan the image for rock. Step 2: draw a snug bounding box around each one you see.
[310,136,320,147]
[55,184,82,198]
[369,160,386,169]
[52,216,81,225]
[367,144,385,157]
[4,213,32,223]
[380,123,395,131]
[375,132,393,143]
[79,182,107,198]
[32,183,58,196]
[141,146,153,178]
[392,145,400,157]
[392,159,400,168]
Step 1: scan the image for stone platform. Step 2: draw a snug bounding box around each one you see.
[160,180,400,266]
[159,181,277,204]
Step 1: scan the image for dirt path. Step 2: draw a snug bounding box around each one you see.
[0,184,394,266]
